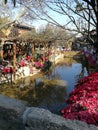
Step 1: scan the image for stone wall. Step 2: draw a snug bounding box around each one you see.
[0,95,98,130]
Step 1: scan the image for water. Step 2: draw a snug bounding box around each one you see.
[0,58,88,114]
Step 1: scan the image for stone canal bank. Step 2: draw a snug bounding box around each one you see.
[0,95,98,130]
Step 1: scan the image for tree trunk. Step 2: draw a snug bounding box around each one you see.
[95,3,98,52]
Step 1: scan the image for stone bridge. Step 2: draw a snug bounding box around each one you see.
[0,95,97,130]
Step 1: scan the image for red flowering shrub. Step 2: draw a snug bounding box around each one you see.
[61,72,98,126]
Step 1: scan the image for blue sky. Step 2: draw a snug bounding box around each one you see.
[13,7,68,30]
[32,7,71,30]
[11,0,73,30]
[1,0,91,31]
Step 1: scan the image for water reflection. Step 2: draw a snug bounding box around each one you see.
[0,58,88,114]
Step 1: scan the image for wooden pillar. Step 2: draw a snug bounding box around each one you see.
[0,46,3,60]
[32,43,35,63]
[0,40,4,60]
[43,42,47,59]
[54,42,55,65]
[13,42,16,83]
[48,42,50,61]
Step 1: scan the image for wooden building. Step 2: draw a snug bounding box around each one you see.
[0,23,54,83]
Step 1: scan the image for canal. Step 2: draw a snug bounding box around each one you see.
[0,57,88,114]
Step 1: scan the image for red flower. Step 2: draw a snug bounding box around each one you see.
[61,72,98,126]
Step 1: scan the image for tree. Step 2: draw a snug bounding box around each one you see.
[38,23,70,46]
[39,1,97,40]
[2,0,98,49]
[0,0,36,31]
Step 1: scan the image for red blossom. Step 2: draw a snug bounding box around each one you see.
[61,72,98,126]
